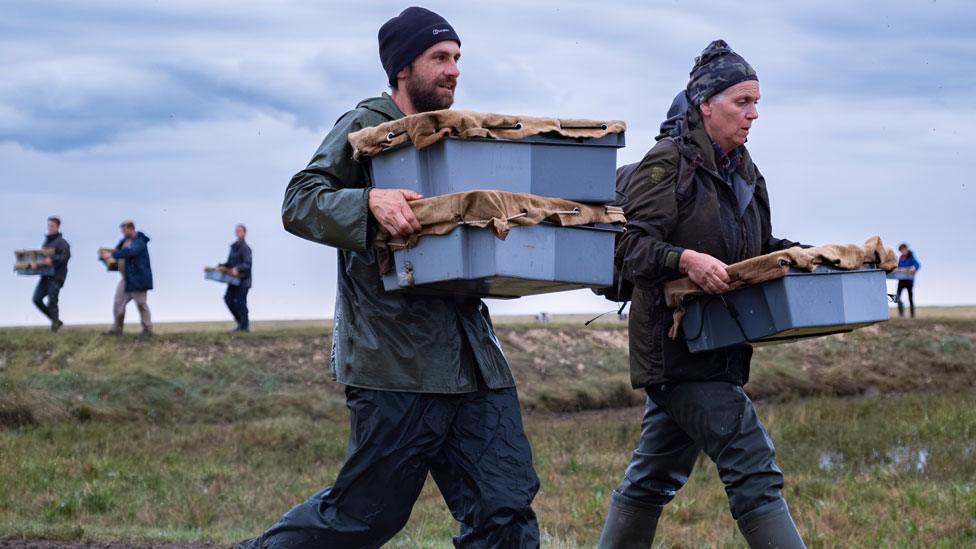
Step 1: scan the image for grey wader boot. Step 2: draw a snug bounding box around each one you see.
[597,492,662,549]
[737,499,805,549]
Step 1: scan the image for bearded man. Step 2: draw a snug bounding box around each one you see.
[238,7,540,549]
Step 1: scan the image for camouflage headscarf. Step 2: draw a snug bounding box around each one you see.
[686,39,757,106]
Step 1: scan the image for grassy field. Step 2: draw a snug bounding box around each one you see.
[1,314,975,547]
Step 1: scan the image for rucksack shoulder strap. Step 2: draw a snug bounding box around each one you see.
[671,136,703,204]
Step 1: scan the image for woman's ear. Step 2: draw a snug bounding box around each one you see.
[698,101,712,119]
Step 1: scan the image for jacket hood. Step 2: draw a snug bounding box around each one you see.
[136,231,150,243]
[356,93,405,121]
[658,90,691,139]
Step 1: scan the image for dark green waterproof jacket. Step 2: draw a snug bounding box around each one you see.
[281,94,514,393]
[617,106,801,387]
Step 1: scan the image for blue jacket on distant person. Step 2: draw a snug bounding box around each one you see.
[112,232,154,292]
[898,253,920,272]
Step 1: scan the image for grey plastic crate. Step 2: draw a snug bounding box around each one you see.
[15,266,54,277]
[369,133,625,203]
[205,270,240,286]
[887,270,914,281]
[383,223,620,298]
[681,265,889,353]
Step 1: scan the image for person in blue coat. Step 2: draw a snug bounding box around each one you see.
[104,220,153,337]
[896,243,921,318]
[220,224,252,332]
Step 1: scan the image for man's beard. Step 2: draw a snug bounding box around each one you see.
[406,74,455,113]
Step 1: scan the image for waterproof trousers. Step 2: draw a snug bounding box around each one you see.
[612,381,789,521]
[224,284,249,330]
[896,280,915,318]
[247,385,540,549]
[32,277,61,324]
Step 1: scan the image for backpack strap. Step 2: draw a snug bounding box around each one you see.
[672,136,703,205]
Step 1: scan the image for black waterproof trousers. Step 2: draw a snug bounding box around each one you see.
[612,381,785,519]
[224,285,249,330]
[248,386,540,548]
[896,280,915,318]
[32,277,62,324]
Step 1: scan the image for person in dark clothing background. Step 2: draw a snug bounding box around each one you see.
[32,216,71,332]
[221,224,252,332]
[895,242,921,318]
[103,220,154,338]
[597,41,806,548]
[237,7,539,549]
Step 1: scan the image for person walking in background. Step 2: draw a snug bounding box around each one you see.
[32,216,71,332]
[221,224,252,332]
[896,243,920,318]
[103,220,153,338]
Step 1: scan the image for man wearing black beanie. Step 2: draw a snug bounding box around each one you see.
[237,7,540,549]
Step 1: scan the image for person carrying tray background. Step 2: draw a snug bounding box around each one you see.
[237,7,540,548]
[895,242,920,318]
[102,220,153,339]
[220,223,252,332]
[32,216,71,332]
[597,40,807,548]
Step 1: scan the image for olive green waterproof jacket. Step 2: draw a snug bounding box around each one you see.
[617,105,802,388]
[282,94,514,393]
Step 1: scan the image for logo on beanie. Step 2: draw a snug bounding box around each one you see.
[432,28,452,35]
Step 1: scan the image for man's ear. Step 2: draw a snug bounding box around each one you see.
[395,64,412,88]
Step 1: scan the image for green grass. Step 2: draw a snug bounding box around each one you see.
[0,396,973,547]
[1,316,975,547]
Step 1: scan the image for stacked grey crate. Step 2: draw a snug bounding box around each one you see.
[13,249,55,276]
[204,266,241,286]
[98,247,119,272]
[367,130,625,298]
[681,264,890,352]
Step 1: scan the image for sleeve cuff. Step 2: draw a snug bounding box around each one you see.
[665,247,684,274]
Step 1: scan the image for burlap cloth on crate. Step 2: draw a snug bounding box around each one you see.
[14,248,54,269]
[348,110,626,159]
[664,236,898,339]
[375,190,626,275]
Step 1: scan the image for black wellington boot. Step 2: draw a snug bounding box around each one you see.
[597,491,662,549]
[737,499,805,549]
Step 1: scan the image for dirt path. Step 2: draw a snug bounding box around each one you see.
[0,541,220,549]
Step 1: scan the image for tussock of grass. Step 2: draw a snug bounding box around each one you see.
[1,319,975,426]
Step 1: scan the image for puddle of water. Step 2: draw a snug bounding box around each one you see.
[818,451,844,471]
[884,446,929,473]
[818,447,930,474]
[915,449,928,473]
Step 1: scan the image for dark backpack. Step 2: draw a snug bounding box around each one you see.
[593,137,702,304]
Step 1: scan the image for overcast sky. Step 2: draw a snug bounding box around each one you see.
[2,0,974,326]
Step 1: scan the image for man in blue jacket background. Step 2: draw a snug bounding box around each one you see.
[896,243,921,318]
[105,220,153,338]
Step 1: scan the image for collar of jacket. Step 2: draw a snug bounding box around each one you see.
[356,92,406,121]
[44,233,62,243]
[679,107,756,186]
